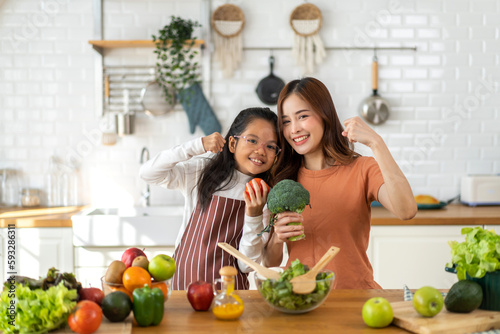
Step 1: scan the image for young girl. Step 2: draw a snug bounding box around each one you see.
[258,77,417,289]
[139,107,279,290]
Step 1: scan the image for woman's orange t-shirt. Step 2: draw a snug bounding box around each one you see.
[286,156,385,289]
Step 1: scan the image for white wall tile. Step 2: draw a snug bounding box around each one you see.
[0,0,498,206]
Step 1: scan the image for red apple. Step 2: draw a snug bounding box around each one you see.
[78,287,105,306]
[187,281,214,311]
[121,247,147,268]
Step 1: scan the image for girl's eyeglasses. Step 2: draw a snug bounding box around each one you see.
[233,136,281,156]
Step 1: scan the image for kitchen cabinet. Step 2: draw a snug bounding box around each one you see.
[367,225,466,289]
[0,227,73,283]
[485,225,500,234]
[74,246,175,288]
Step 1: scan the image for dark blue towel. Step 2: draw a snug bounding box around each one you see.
[178,83,221,135]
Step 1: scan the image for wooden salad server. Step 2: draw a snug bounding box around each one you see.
[217,242,281,280]
[290,246,340,295]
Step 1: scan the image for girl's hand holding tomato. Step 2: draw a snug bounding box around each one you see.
[244,178,270,217]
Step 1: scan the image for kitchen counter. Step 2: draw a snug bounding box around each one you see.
[371,204,500,226]
[133,289,409,333]
[1,204,499,228]
[0,206,86,228]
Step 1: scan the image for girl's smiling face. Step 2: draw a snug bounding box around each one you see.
[281,93,324,159]
[229,118,278,176]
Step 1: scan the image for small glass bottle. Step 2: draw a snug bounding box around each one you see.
[20,188,41,207]
[212,266,244,320]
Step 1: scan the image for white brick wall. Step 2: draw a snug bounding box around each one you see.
[0,0,499,207]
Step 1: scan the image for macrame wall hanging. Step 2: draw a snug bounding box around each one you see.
[290,3,326,75]
[211,4,245,78]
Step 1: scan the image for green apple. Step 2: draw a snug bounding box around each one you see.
[362,297,394,328]
[148,254,176,281]
[413,286,443,317]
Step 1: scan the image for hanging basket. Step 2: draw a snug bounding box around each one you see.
[289,3,322,37]
[289,3,326,75]
[211,4,245,78]
[212,4,245,38]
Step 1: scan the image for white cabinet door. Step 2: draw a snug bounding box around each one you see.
[74,246,175,288]
[15,228,74,279]
[0,234,4,283]
[484,225,500,234]
[368,225,466,289]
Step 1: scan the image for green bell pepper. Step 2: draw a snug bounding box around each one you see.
[132,285,164,326]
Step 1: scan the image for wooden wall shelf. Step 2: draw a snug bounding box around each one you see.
[89,39,205,53]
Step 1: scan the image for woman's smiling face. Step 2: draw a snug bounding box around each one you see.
[281,93,324,158]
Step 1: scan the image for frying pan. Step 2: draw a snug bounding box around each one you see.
[256,56,285,105]
[359,55,390,125]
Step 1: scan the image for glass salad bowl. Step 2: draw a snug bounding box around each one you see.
[254,268,335,314]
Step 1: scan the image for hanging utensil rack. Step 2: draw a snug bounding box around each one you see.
[242,46,417,51]
[102,66,156,114]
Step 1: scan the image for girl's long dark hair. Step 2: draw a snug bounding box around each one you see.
[197,107,278,211]
[272,77,359,184]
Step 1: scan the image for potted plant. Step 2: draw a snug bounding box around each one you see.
[446,226,500,311]
[152,16,201,105]
[152,16,221,135]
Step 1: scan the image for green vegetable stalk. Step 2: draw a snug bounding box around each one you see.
[260,179,311,241]
[133,285,164,326]
[446,226,500,280]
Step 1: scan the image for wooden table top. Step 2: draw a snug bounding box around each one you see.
[132,289,410,333]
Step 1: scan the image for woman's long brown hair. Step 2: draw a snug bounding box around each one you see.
[271,77,359,184]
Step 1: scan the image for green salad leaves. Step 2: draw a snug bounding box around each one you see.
[0,280,77,334]
[447,226,500,280]
[258,259,333,311]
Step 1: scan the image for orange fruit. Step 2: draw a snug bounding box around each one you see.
[122,266,151,293]
[152,281,168,299]
[108,285,133,302]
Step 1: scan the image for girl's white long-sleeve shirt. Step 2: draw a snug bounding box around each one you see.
[139,137,269,273]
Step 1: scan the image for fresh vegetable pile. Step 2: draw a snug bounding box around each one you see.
[257,259,333,312]
[259,179,311,241]
[0,268,79,334]
[447,226,500,280]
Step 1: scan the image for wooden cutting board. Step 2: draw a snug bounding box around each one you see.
[52,317,132,334]
[391,301,500,334]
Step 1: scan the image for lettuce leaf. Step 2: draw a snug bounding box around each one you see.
[0,281,77,334]
[258,259,333,311]
[446,226,500,280]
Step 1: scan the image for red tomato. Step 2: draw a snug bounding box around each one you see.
[68,300,103,334]
[245,178,270,198]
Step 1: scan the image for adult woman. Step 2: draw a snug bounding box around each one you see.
[263,77,416,289]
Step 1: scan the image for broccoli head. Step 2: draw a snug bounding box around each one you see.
[259,179,310,241]
[267,179,310,214]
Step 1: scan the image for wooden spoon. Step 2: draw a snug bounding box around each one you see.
[290,246,340,295]
[217,242,281,280]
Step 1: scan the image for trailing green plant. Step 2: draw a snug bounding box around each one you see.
[152,16,202,105]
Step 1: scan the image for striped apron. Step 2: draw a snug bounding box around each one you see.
[171,195,249,290]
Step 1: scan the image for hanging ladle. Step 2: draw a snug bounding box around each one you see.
[290,246,340,295]
[217,242,281,280]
